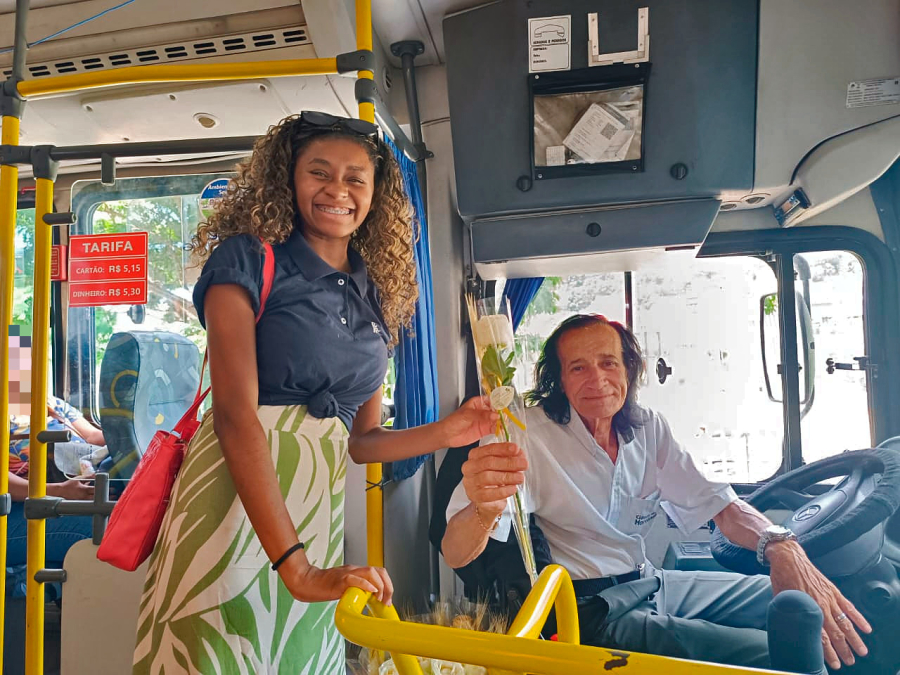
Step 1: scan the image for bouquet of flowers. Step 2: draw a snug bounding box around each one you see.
[465,295,538,585]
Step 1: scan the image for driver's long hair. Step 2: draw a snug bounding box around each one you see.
[525,314,646,435]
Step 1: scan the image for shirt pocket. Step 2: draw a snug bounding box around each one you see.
[614,489,662,537]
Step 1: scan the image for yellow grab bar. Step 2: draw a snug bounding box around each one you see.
[24,176,54,675]
[17,58,340,98]
[0,113,22,675]
[506,565,579,643]
[336,564,780,675]
[351,0,383,570]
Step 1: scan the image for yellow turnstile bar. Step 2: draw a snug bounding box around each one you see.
[0,113,21,675]
[23,176,53,675]
[336,565,778,675]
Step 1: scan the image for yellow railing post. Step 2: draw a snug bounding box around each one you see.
[24,174,54,675]
[0,111,21,675]
[506,565,579,644]
[354,0,383,570]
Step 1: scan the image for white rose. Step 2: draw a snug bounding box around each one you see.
[430,661,465,675]
[474,314,514,350]
[379,659,399,675]
[463,666,488,675]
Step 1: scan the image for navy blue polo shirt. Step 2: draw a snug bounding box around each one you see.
[193,230,390,431]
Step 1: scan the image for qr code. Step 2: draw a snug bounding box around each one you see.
[600,123,618,140]
[8,325,32,416]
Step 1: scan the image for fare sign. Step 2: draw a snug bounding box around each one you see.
[68,232,149,307]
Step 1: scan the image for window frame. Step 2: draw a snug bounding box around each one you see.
[66,174,233,422]
[698,225,900,487]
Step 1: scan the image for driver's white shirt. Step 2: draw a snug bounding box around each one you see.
[446,405,738,580]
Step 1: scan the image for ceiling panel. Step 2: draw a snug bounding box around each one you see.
[371,0,492,65]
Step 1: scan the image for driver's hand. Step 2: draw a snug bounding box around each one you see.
[768,540,872,669]
[460,442,527,513]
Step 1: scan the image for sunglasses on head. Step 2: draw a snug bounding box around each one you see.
[297,111,379,138]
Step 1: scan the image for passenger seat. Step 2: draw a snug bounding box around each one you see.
[98,331,201,481]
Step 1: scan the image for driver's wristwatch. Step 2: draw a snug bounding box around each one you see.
[756,525,797,566]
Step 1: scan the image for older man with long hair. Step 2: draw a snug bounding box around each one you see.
[442,314,870,672]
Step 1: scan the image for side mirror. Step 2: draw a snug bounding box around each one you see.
[760,292,815,404]
[127,304,145,325]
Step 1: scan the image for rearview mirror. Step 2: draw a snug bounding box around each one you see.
[760,292,815,405]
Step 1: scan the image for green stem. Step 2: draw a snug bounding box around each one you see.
[498,411,510,442]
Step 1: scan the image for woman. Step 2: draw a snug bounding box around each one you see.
[132,112,496,675]
[7,395,101,568]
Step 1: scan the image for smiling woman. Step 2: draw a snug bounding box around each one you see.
[292,137,376,256]
[130,112,499,675]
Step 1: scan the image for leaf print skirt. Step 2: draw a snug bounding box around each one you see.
[132,405,348,675]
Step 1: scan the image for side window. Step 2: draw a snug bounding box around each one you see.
[66,175,227,419]
[12,208,35,332]
[515,256,781,483]
[633,256,781,482]
[515,274,626,391]
[90,196,204,365]
[795,251,871,461]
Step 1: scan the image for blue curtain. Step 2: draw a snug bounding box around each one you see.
[502,277,545,332]
[386,138,440,481]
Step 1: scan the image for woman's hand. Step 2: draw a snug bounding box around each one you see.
[281,563,394,605]
[437,397,499,448]
[47,479,95,501]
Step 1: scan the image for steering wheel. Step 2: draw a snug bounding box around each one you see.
[711,448,900,576]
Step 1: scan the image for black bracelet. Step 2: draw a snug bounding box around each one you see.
[271,542,305,571]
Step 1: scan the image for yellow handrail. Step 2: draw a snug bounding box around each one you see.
[17,57,340,98]
[354,0,384,570]
[336,564,779,675]
[0,113,21,675]
[506,565,579,643]
[24,176,53,675]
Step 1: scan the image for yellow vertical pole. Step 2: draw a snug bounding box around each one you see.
[0,113,21,675]
[24,176,53,675]
[356,0,383,569]
[356,0,375,125]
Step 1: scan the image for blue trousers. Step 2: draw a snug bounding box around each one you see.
[6,501,94,568]
[592,568,788,669]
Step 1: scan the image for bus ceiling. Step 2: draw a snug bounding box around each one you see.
[0,0,897,267]
[440,0,899,275]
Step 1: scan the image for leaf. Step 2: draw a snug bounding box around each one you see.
[482,344,517,388]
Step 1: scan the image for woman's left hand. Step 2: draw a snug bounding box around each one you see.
[437,397,500,448]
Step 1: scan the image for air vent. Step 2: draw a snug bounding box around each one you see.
[3,25,310,79]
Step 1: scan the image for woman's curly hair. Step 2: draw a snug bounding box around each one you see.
[192,114,418,346]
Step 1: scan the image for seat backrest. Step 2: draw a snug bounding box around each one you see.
[98,331,200,478]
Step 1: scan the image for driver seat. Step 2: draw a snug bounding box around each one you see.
[98,331,201,480]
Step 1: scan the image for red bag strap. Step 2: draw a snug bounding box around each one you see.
[173,239,275,436]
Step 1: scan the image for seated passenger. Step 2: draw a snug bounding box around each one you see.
[443,314,871,671]
[7,395,102,568]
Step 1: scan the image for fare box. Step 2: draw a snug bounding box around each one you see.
[69,280,147,307]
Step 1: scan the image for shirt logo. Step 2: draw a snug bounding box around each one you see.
[371,322,381,335]
[634,511,658,527]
